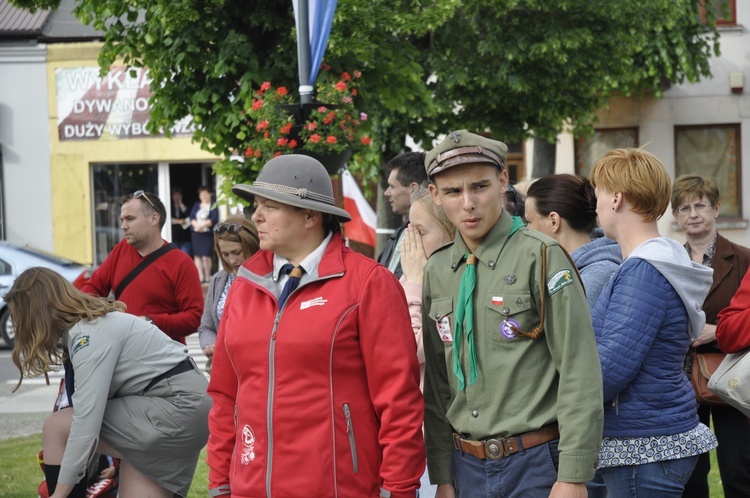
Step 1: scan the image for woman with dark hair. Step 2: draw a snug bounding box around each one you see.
[198,216,259,373]
[190,185,219,283]
[525,174,621,311]
[7,267,210,498]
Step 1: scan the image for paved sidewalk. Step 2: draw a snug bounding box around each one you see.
[1,334,207,440]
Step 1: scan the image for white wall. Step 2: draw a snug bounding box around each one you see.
[554,5,750,246]
[0,43,54,252]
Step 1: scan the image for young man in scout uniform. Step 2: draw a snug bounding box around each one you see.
[422,130,603,498]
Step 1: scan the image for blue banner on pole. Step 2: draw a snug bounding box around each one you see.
[293,0,338,86]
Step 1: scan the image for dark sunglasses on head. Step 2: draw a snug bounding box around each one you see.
[214,222,243,234]
[133,190,156,209]
[506,184,521,204]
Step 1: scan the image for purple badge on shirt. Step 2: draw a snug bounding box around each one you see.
[500,318,519,340]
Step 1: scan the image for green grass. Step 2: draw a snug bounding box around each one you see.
[0,434,209,498]
[0,434,725,497]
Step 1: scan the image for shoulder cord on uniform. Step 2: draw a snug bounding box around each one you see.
[508,243,584,341]
[510,243,546,341]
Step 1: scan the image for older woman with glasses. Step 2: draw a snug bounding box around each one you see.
[198,216,259,372]
[671,175,750,498]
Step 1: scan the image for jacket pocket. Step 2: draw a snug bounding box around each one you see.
[484,291,534,343]
[342,403,358,473]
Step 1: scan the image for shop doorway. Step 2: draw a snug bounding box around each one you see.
[91,162,214,265]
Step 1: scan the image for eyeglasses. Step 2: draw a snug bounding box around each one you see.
[134,190,156,210]
[214,222,243,234]
[676,202,712,216]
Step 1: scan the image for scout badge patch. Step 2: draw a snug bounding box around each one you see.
[71,336,90,356]
[547,269,574,295]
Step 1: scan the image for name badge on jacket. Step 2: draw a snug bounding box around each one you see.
[437,316,453,343]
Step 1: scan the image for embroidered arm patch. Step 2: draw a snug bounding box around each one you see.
[71,335,90,356]
[547,269,574,295]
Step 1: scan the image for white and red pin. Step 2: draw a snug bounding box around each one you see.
[491,296,504,307]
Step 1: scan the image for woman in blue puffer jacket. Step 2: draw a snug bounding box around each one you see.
[589,148,717,498]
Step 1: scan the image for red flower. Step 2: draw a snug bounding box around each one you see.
[309,134,321,143]
[244,147,254,157]
[256,120,269,131]
[254,149,262,157]
[341,72,352,81]
[317,106,327,112]
[323,111,336,125]
[260,81,271,92]
[360,136,372,145]
[252,99,263,111]
[264,131,270,139]
[277,138,289,146]
[277,86,288,96]
[352,88,358,96]
[334,81,347,92]
[305,122,318,131]
[354,70,362,78]
[326,136,338,144]
[280,122,293,135]
[272,151,283,158]
[321,62,331,71]
[288,139,298,149]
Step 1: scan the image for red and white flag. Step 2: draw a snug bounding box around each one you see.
[341,170,377,247]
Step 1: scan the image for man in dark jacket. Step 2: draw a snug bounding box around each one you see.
[378,151,427,278]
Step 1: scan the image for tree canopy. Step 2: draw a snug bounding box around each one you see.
[13,0,721,192]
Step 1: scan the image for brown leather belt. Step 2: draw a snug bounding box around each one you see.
[452,423,559,460]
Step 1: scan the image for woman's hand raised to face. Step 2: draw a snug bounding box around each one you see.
[400,225,428,284]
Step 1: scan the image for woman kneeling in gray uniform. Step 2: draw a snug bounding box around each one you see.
[7,267,211,498]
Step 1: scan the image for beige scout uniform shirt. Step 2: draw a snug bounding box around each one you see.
[422,210,604,484]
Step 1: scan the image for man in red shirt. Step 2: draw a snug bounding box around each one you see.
[81,191,203,343]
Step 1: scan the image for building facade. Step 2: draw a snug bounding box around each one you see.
[553,0,750,246]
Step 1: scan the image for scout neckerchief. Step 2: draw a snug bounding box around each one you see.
[453,253,478,390]
[453,215,527,390]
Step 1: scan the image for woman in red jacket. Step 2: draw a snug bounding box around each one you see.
[206,155,425,498]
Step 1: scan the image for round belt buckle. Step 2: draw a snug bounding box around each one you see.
[484,439,503,460]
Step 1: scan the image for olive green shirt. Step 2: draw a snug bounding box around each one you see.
[423,210,603,484]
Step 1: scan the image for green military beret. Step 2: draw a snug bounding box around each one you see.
[424,130,508,177]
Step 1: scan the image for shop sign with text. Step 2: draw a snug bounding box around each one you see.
[56,66,195,141]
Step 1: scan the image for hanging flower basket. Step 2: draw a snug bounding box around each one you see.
[275,102,354,174]
[235,70,371,176]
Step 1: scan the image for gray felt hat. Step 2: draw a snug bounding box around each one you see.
[233,155,351,222]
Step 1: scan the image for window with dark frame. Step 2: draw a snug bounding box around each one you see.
[675,124,742,218]
[574,128,639,179]
[701,0,736,26]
